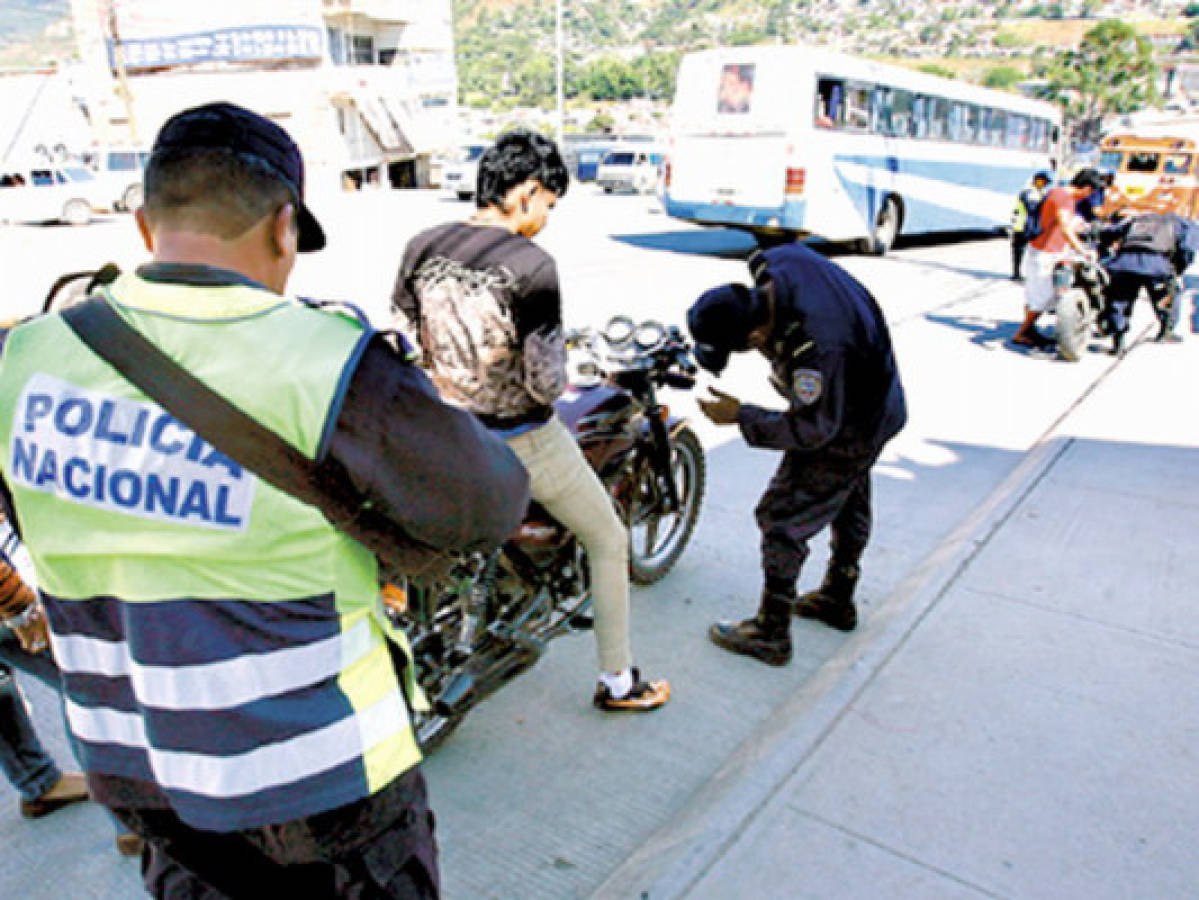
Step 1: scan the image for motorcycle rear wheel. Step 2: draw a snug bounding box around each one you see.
[629,425,705,585]
[1056,288,1093,362]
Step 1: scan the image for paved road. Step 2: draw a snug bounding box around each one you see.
[0,188,1164,898]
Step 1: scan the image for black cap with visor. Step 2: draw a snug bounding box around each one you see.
[151,102,326,253]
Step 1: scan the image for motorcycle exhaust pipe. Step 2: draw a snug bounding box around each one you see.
[435,668,478,717]
[433,646,542,718]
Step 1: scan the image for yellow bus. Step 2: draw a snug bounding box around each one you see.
[1097,133,1198,220]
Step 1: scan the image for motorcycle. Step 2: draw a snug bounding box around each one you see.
[1052,253,1109,362]
[389,316,706,750]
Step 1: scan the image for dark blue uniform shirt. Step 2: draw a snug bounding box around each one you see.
[736,243,906,462]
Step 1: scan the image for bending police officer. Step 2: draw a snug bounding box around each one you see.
[1100,210,1197,355]
[688,243,906,666]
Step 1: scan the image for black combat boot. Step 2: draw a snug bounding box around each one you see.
[793,563,859,632]
[709,592,792,666]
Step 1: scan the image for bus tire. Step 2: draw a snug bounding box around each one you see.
[865,196,901,256]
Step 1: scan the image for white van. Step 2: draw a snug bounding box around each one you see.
[0,165,109,225]
[596,148,664,194]
[442,143,487,201]
[86,146,150,211]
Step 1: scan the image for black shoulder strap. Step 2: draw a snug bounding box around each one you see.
[60,295,453,579]
[61,296,339,515]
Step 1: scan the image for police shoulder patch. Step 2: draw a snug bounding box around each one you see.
[793,368,823,405]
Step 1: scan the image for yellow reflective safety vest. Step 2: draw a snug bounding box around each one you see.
[0,269,422,832]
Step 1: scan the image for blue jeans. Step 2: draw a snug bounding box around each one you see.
[0,626,133,836]
[0,661,61,802]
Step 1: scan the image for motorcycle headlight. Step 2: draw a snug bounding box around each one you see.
[633,321,665,351]
[603,315,635,347]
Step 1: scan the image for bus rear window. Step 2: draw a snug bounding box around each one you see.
[1127,152,1160,173]
[717,64,755,114]
[1163,153,1192,175]
[816,78,843,127]
[1098,151,1124,172]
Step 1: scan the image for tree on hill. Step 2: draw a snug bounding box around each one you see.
[983,65,1023,90]
[1036,20,1157,146]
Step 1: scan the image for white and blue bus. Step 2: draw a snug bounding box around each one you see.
[663,45,1062,253]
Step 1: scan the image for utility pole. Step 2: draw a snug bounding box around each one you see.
[555,0,564,146]
[107,0,140,145]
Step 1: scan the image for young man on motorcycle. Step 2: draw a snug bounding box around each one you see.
[392,129,670,712]
[1012,168,1105,350]
[1100,211,1197,356]
[687,244,906,666]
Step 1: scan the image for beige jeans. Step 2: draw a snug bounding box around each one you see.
[503,415,632,673]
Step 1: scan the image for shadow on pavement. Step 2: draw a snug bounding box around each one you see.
[0,431,1031,900]
[611,226,1005,264]
[420,432,1025,900]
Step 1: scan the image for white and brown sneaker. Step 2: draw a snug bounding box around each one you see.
[593,667,671,711]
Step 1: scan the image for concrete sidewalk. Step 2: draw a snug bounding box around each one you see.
[597,313,1199,899]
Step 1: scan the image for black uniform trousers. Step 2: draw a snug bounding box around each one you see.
[755,450,874,593]
[1011,233,1029,280]
[1103,270,1176,339]
[114,766,439,900]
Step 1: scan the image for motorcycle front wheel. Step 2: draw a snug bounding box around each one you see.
[1055,288,1094,362]
[629,425,706,585]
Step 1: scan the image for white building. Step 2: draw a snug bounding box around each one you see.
[65,0,459,188]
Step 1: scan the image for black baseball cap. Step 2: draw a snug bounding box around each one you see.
[686,282,764,375]
[151,101,326,252]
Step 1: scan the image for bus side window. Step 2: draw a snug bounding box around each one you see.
[930,98,949,140]
[1030,119,1046,152]
[1127,152,1160,173]
[1163,153,1191,175]
[910,96,927,139]
[1007,114,1029,149]
[816,78,843,128]
[891,89,913,138]
[871,86,893,136]
[962,105,980,143]
[846,84,871,131]
[947,102,965,142]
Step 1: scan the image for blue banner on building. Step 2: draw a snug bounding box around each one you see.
[109,25,323,71]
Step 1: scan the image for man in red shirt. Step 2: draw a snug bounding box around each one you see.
[1012,168,1104,349]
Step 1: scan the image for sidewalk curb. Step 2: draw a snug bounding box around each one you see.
[591,435,1074,899]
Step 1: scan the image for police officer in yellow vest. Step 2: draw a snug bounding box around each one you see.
[1009,170,1051,281]
[0,103,530,898]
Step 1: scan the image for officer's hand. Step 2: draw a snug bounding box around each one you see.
[697,386,741,426]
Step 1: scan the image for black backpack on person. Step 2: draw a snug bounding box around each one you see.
[1020,189,1045,241]
[1120,213,1177,258]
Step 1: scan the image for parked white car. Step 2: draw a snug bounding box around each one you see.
[596,148,664,195]
[442,143,487,201]
[0,165,109,225]
[85,146,150,212]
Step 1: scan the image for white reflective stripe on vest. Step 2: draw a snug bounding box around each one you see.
[52,617,377,710]
[65,687,409,799]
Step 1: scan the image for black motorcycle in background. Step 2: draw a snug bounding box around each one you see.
[390,316,706,750]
